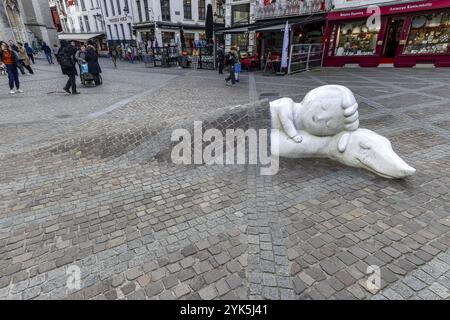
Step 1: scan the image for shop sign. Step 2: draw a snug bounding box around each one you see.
[109,16,131,23]
[329,0,450,20]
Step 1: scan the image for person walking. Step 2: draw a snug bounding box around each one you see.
[8,40,18,52]
[217,43,225,74]
[41,42,54,64]
[59,40,79,94]
[18,43,34,74]
[138,47,143,63]
[110,46,118,68]
[0,42,23,94]
[24,42,35,64]
[234,47,242,82]
[85,43,102,85]
[225,46,238,86]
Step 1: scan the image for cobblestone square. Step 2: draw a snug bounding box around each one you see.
[0,59,449,300]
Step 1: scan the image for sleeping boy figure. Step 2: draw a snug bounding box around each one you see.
[270,85,360,142]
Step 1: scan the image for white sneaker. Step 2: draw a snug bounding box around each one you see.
[16,89,23,93]
[9,90,15,94]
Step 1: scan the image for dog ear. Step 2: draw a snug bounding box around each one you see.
[338,133,350,153]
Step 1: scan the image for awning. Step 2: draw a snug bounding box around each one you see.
[215,25,250,35]
[250,14,326,32]
[58,33,105,41]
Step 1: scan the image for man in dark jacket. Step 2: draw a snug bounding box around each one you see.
[59,40,79,94]
[24,42,35,64]
[41,42,54,64]
[225,47,238,86]
[217,44,225,74]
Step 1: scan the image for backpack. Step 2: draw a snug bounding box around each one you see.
[60,51,74,68]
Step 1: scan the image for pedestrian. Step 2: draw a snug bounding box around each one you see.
[85,43,102,85]
[75,44,87,80]
[18,42,34,74]
[0,42,23,94]
[117,45,123,61]
[8,40,18,52]
[234,47,242,82]
[52,44,60,63]
[41,42,54,64]
[138,46,143,63]
[110,46,118,68]
[59,40,79,95]
[224,46,238,86]
[24,42,35,64]
[127,46,133,63]
[217,43,225,74]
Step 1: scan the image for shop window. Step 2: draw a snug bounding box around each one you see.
[231,33,249,51]
[403,13,450,55]
[161,31,175,46]
[334,21,380,56]
[184,32,195,50]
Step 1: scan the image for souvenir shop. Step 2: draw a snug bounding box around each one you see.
[323,0,450,67]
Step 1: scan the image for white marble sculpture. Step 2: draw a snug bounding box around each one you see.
[270,85,415,179]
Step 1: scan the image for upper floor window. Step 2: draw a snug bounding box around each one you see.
[116,0,121,15]
[183,0,192,20]
[110,0,116,16]
[103,0,109,16]
[198,0,205,20]
[160,0,170,21]
[144,0,150,21]
[80,0,86,10]
[136,0,142,22]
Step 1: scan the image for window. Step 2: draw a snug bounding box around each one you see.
[79,16,85,32]
[80,0,86,10]
[403,13,450,55]
[128,23,133,39]
[198,0,205,20]
[136,0,142,22]
[117,0,121,14]
[103,0,109,16]
[110,0,116,16]
[333,20,380,56]
[115,24,119,39]
[94,15,99,31]
[90,0,94,8]
[84,16,91,32]
[160,0,170,21]
[120,24,126,40]
[144,0,149,21]
[231,4,249,26]
[108,25,112,38]
[184,0,192,20]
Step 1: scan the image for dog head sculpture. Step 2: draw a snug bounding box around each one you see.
[336,129,416,179]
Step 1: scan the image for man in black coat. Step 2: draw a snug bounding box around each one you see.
[59,40,79,94]
[217,44,225,74]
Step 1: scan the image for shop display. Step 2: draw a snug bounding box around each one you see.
[334,22,379,56]
[403,13,450,55]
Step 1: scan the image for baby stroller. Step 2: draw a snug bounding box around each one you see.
[80,62,102,87]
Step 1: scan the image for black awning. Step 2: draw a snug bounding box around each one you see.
[250,13,327,32]
[215,24,252,34]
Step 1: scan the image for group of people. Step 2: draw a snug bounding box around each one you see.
[108,45,144,67]
[217,44,242,86]
[1,38,102,95]
[0,40,36,94]
[57,40,102,94]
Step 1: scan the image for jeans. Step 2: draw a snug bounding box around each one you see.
[225,66,236,84]
[64,74,77,93]
[6,64,20,90]
[46,53,53,64]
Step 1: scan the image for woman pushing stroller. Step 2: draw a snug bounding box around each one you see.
[76,41,102,86]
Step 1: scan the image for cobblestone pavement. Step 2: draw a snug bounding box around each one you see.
[0,59,449,300]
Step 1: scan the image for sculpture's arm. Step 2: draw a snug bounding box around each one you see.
[278,111,302,142]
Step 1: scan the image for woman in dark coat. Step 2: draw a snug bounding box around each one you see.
[59,40,79,94]
[85,44,102,85]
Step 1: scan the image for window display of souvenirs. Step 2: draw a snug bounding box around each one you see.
[403,12,450,55]
[334,21,379,56]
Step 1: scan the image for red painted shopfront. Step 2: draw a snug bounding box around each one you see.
[323,0,450,67]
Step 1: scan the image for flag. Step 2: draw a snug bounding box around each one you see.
[281,21,289,69]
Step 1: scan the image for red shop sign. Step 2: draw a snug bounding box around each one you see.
[328,0,450,20]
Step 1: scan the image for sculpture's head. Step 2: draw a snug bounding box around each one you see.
[301,85,359,136]
[337,129,416,179]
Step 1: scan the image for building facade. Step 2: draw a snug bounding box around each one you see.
[323,0,450,67]
[131,0,220,50]
[0,0,58,47]
[99,0,136,46]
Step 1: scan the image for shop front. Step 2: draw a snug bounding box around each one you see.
[323,0,450,67]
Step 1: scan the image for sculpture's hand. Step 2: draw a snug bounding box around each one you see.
[292,135,303,143]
